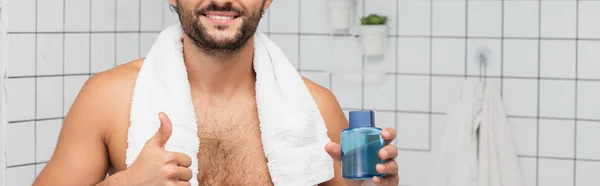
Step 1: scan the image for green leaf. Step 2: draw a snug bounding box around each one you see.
[360,14,387,25]
[379,16,387,24]
[361,17,368,25]
[367,16,380,25]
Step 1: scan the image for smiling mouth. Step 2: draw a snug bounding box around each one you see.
[202,12,241,21]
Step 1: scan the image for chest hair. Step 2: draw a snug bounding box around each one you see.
[194,106,273,186]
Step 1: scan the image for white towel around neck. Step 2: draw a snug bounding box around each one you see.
[125,24,335,186]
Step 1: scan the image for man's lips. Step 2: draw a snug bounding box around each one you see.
[201,11,241,22]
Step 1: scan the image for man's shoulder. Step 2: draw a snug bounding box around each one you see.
[84,58,144,96]
[301,77,348,129]
[301,77,335,104]
[72,58,145,121]
[89,58,144,85]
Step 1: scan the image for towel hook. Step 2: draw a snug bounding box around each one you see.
[475,47,491,86]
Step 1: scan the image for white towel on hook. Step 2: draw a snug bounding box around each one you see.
[125,24,335,186]
[424,80,524,186]
[478,81,525,186]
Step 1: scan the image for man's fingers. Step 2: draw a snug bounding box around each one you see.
[324,142,342,162]
[373,174,400,186]
[175,166,193,181]
[381,128,396,145]
[376,160,399,174]
[171,152,192,168]
[151,112,173,148]
[379,145,398,160]
[174,181,192,186]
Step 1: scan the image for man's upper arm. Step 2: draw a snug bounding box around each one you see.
[302,78,349,186]
[34,72,123,185]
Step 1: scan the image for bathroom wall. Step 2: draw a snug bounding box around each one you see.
[3,0,600,186]
[0,0,7,184]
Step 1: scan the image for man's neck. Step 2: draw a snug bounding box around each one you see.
[182,35,256,98]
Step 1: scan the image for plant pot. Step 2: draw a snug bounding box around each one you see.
[360,24,388,56]
[328,0,355,30]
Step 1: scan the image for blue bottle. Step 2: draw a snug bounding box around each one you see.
[341,110,386,180]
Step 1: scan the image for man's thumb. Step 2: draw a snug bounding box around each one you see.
[152,112,172,147]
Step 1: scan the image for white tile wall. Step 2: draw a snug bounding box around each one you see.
[576,161,600,186]
[64,0,90,32]
[577,121,600,160]
[91,33,116,73]
[578,2,600,39]
[397,38,429,74]
[504,1,539,38]
[503,39,539,78]
[36,119,63,162]
[6,165,35,186]
[541,1,577,39]
[520,157,538,186]
[37,0,63,32]
[7,122,35,166]
[577,41,600,80]
[36,77,63,119]
[7,34,35,77]
[64,33,90,74]
[467,1,501,37]
[0,0,7,183]
[397,1,430,36]
[432,2,465,37]
[3,0,600,186]
[431,38,465,75]
[539,119,575,159]
[539,158,575,186]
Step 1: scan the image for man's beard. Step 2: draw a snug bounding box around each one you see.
[175,1,264,58]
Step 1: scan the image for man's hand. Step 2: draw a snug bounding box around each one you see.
[123,112,193,186]
[325,128,399,186]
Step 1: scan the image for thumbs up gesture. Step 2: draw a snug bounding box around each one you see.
[125,112,193,186]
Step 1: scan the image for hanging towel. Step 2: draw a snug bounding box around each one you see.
[477,81,525,186]
[424,80,524,186]
[125,24,335,186]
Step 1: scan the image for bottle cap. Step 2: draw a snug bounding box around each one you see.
[348,110,375,128]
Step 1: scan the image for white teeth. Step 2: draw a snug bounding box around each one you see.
[207,15,234,21]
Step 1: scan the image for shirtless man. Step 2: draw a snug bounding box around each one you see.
[34,0,399,185]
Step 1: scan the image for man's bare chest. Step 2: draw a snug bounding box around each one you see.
[194,111,273,185]
[106,110,273,185]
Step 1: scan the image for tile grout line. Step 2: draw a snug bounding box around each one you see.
[428,0,434,152]
[500,0,505,97]
[465,0,469,80]
[6,31,600,42]
[518,155,600,163]
[6,161,48,169]
[88,0,92,77]
[574,0,580,184]
[7,31,161,34]
[138,0,142,59]
[162,1,165,29]
[297,0,301,72]
[395,0,400,149]
[34,0,38,177]
[13,108,587,125]
[61,0,66,170]
[536,0,542,185]
[8,117,65,124]
[114,0,117,67]
[9,72,600,82]
[361,0,365,111]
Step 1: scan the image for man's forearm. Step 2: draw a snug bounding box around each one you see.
[94,171,132,186]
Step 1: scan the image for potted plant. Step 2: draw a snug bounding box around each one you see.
[328,0,355,31]
[360,14,388,56]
